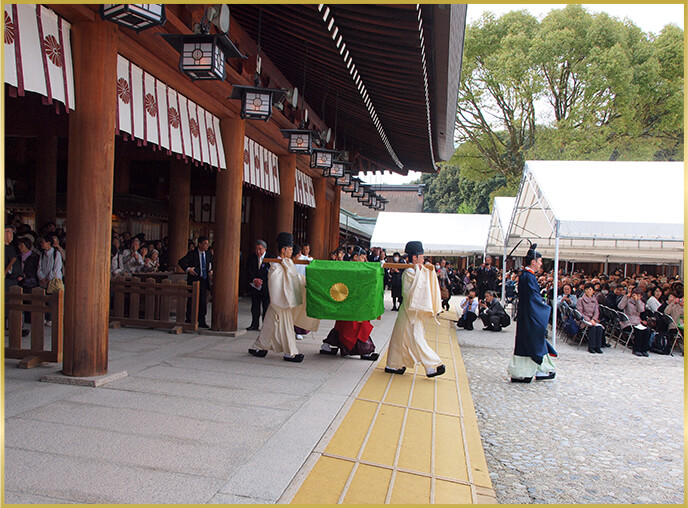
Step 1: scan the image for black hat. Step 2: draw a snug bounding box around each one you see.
[525,242,542,265]
[276,232,294,249]
[404,241,424,256]
[351,245,367,257]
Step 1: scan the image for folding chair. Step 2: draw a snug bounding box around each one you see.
[614,311,635,351]
[573,309,592,349]
[661,314,682,356]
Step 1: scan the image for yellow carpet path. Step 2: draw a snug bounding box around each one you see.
[287,308,498,504]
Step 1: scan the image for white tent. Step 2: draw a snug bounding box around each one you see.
[506,161,684,263]
[506,160,685,346]
[485,196,516,256]
[370,212,491,256]
[485,196,516,301]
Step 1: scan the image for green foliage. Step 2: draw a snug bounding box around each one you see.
[433,4,684,215]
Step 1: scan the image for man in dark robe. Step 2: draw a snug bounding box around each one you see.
[507,244,557,383]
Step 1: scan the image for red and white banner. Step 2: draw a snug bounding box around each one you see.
[4,4,74,110]
[242,137,280,196]
[295,170,316,208]
[116,55,226,170]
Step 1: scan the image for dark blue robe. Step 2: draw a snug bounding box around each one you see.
[514,269,557,364]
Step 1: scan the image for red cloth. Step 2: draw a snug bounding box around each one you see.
[333,320,374,351]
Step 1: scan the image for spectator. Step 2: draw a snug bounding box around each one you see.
[605,284,624,310]
[246,239,270,331]
[111,240,124,275]
[645,286,663,312]
[557,283,577,312]
[122,238,145,274]
[389,252,404,311]
[479,290,510,332]
[476,255,498,298]
[5,224,20,291]
[142,249,160,272]
[37,235,63,326]
[664,293,684,331]
[458,289,479,330]
[178,236,213,328]
[16,237,39,291]
[619,288,652,357]
[578,283,606,353]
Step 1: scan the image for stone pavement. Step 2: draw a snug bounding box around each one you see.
[4,293,684,504]
[3,294,405,504]
[455,302,684,504]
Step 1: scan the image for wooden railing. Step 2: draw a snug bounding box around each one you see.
[5,286,63,368]
[109,276,199,333]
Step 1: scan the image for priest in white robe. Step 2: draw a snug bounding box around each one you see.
[385,241,446,377]
[249,232,308,362]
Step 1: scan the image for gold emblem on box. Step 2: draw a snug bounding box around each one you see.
[329,282,349,302]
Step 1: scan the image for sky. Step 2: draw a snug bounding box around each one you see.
[360,3,684,186]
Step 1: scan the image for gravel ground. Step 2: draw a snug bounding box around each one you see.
[454,303,684,504]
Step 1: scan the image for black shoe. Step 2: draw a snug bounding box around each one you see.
[632,351,644,357]
[511,376,533,383]
[284,354,304,363]
[248,348,267,357]
[198,322,209,329]
[603,342,612,348]
[588,349,596,354]
[642,351,650,357]
[385,366,406,375]
[319,348,338,356]
[391,306,397,311]
[361,352,380,361]
[483,327,490,331]
[535,372,556,381]
[246,326,259,331]
[595,348,603,354]
[21,329,30,337]
[427,364,446,378]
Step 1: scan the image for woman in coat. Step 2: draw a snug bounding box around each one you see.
[619,287,652,356]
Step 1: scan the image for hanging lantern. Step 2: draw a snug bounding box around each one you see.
[352,182,367,199]
[335,171,352,187]
[230,85,286,121]
[280,129,314,154]
[100,4,166,32]
[369,195,378,209]
[323,160,351,178]
[310,148,340,170]
[342,177,360,195]
[161,33,245,81]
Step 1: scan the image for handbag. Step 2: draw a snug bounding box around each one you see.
[440,286,450,300]
[46,277,64,294]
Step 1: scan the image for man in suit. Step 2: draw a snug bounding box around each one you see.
[246,239,270,331]
[479,290,510,332]
[476,255,498,299]
[178,236,213,328]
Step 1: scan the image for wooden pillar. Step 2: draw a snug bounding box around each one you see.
[212,116,245,331]
[329,185,341,255]
[34,136,58,232]
[308,176,327,259]
[63,18,117,377]
[113,156,130,194]
[168,159,190,271]
[276,154,296,236]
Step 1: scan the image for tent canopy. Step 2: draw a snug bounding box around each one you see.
[506,161,684,263]
[485,196,516,255]
[370,212,491,256]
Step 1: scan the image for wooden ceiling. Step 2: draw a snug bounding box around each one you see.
[229,4,445,175]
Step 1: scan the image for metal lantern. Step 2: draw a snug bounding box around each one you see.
[280,129,314,154]
[357,190,372,205]
[310,148,340,170]
[230,85,286,121]
[352,182,367,199]
[100,4,166,32]
[323,160,351,178]
[370,195,378,208]
[342,177,360,194]
[335,171,352,187]
[161,33,245,81]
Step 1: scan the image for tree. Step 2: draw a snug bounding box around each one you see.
[452,5,683,196]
